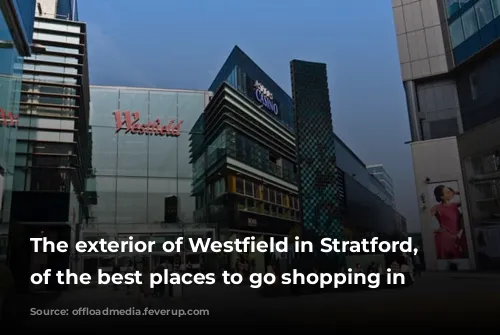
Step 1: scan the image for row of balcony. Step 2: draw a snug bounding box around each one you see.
[237,203,300,222]
[206,146,297,184]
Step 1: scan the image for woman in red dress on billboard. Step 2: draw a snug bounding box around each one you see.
[430,185,468,259]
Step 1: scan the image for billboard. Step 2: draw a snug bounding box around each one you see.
[427,181,469,260]
[245,75,280,117]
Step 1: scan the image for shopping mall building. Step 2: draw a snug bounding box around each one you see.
[84,46,407,275]
[2,1,408,281]
[82,86,213,274]
[189,47,299,273]
[188,47,406,272]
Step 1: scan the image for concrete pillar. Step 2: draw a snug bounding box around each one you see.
[404,80,422,142]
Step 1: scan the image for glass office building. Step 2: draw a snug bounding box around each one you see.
[290,60,343,246]
[191,47,298,274]
[0,0,36,262]
[446,0,500,64]
[84,86,212,274]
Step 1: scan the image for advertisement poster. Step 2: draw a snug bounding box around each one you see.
[427,181,469,260]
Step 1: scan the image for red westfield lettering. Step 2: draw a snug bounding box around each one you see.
[0,108,18,128]
[113,111,183,137]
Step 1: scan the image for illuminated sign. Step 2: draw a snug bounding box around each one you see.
[113,111,183,137]
[0,109,18,128]
[254,80,279,116]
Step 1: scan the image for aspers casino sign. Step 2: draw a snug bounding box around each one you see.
[113,111,183,137]
[253,80,279,116]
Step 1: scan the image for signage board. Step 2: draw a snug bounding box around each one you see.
[252,80,279,116]
[0,109,18,128]
[113,111,183,137]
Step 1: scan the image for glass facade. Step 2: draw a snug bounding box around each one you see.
[0,0,36,263]
[290,60,344,253]
[14,0,36,46]
[455,45,500,130]
[0,8,23,225]
[209,46,294,131]
[56,0,78,20]
[15,19,86,194]
[343,173,402,237]
[447,0,500,64]
[191,123,300,228]
[193,126,297,194]
[88,87,210,228]
[366,164,395,206]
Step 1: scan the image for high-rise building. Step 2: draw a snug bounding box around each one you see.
[0,0,37,264]
[392,0,500,270]
[366,164,395,207]
[190,46,299,273]
[7,1,91,291]
[290,60,344,267]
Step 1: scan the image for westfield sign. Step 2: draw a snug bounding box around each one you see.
[0,109,18,128]
[113,111,183,137]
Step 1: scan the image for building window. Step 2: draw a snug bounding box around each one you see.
[446,0,461,17]
[449,19,465,47]
[262,186,269,201]
[244,180,254,197]
[492,0,500,17]
[462,7,479,39]
[214,180,220,198]
[219,178,226,194]
[269,189,276,203]
[475,0,494,29]
[276,192,282,205]
[207,184,213,200]
[237,198,245,209]
[0,237,7,255]
[270,206,276,215]
[236,177,244,194]
[469,71,478,100]
[30,169,69,191]
[264,204,270,214]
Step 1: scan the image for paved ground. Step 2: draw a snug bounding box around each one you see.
[17,272,500,329]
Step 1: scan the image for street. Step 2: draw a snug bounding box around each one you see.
[18,272,500,329]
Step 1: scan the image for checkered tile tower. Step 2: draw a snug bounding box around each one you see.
[290,60,344,259]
